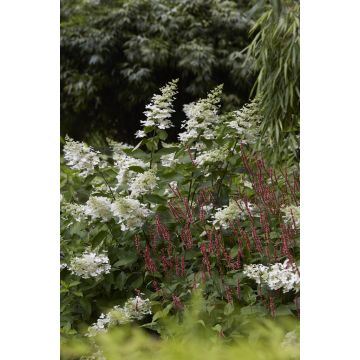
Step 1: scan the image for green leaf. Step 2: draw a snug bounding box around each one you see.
[128,166,145,173]
[212,324,222,333]
[113,254,138,267]
[224,303,234,316]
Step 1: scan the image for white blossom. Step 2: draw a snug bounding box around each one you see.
[195,148,228,166]
[84,196,113,222]
[114,153,149,188]
[164,181,178,196]
[107,139,133,163]
[111,197,152,231]
[129,169,159,198]
[160,153,179,167]
[202,203,213,213]
[68,251,111,279]
[281,205,300,229]
[178,85,223,143]
[139,79,178,132]
[227,100,261,144]
[87,296,152,337]
[63,136,102,177]
[123,296,152,320]
[60,263,67,270]
[61,202,87,222]
[244,260,300,293]
[135,130,146,138]
[212,200,241,229]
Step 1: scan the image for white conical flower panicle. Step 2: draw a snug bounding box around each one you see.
[86,295,152,337]
[138,79,178,133]
[129,169,159,198]
[194,147,228,166]
[63,136,101,177]
[227,99,261,144]
[160,153,179,167]
[212,200,241,229]
[114,152,149,188]
[68,251,111,279]
[281,205,300,229]
[61,202,87,222]
[178,85,223,143]
[111,197,152,231]
[244,260,300,293]
[84,196,113,222]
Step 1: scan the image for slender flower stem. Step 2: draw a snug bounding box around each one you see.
[97,168,116,201]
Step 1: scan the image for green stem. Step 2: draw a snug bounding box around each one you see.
[97,168,116,201]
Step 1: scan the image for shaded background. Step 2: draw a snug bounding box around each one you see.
[61,0,259,144]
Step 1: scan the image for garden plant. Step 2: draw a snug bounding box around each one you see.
[60,79,300,359]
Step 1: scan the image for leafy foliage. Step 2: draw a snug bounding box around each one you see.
[60,0,255,142]
[246,0,300,164]
[60,83,300,351]
[61,292,299,360]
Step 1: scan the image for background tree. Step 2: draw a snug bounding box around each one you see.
[61,0,256,144]
[246,0,300,165]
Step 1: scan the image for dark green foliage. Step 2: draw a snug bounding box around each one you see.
[246,0,300,165]
[60,0,255,143]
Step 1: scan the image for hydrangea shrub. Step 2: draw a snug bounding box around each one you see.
[61,80,300,339]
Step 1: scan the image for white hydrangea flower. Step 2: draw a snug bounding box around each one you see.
[195,148,228,166]
[63,136,102,177]
[129,169,159,198]
[68,251,111,279]
[164,181,178,196]
[160,153,179,167]
[227,100,261,144]
[87,313,112,337]
[281,205,300,229]
[86,296,152,337]
[60,263,67,270]
[108,139,133,162]
[243,263,269,284]
[114,153,149,188]
[84,196,113,222]
[178,85,223,143]
[139,79,178,132]
[244,260,300,293]
[61,202,87,222]
[212,200,241,229]
[111,197,152,231]
[135,130,146,138]
[123,296,152,320]
[203,203,213,213]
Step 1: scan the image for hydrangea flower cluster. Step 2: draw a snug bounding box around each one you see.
[68,251,111,279]
[244,260,300,293]
[87,296,152,337]
[160,153,179,167]
[111,197,152,231]
[164,181,178,196]
[113,152,149,188]
[63,136,102,177]
[227,100,261,144]
[195,148,228,166]
[136,79,178,136]
[212,200,241,229]
[281,205,300,229]
[178,85,223,143]
[129,169,159,198]
[84,196,113,222]
[61,202,87,223]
